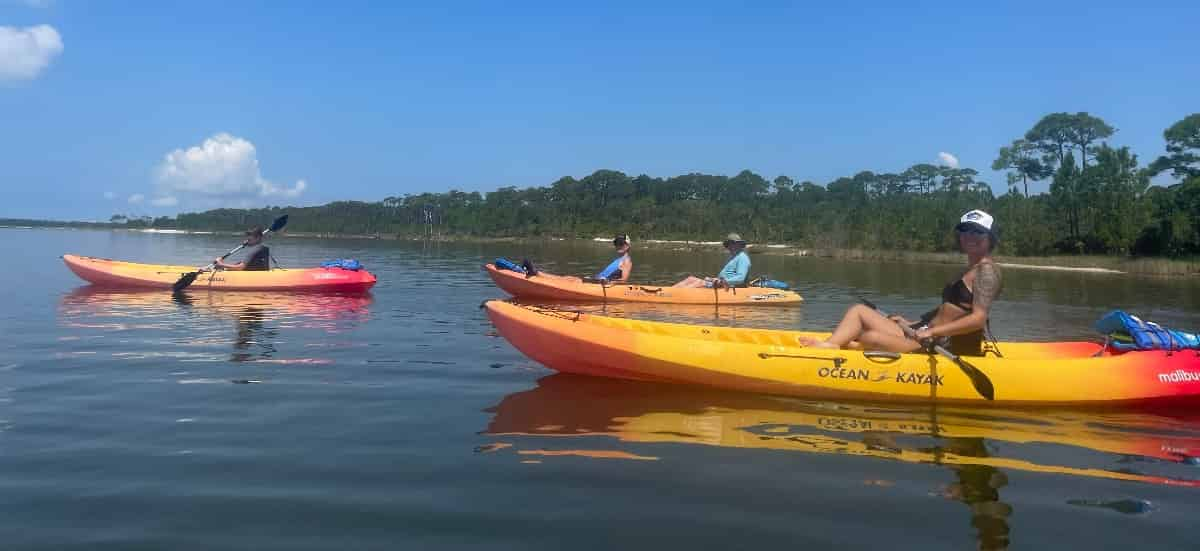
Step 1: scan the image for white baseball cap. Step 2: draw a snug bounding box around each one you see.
[955,209,995,233]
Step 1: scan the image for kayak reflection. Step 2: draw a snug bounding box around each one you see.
[484,374,1200,483]
[61,287,373,362]
[485,375,1200,549]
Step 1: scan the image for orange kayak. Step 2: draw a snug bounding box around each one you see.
[485,264,803,305]
[485,300,1200,407]
[63,254,377,292]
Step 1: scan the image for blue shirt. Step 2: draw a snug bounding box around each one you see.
[719,251,750,285]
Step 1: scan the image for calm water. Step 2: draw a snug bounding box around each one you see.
[2,227,1199,549]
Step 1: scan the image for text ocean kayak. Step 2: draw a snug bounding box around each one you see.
[63,254,377,292]
[485,300,1200,407]
[485,264,803,305]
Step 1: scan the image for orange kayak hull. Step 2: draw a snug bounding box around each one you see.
[63,254,377,292]
[485,264,802,305]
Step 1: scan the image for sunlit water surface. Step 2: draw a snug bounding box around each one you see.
[2,228,1199,549]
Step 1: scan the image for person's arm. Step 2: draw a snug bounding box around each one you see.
[918,264,1001,339]
[615,257,632,282]
[723,253,750,285]
[215,258,246,271]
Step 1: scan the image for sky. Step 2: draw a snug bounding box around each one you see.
[1,0,1197,221]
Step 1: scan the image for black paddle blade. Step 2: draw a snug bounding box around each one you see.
[955,357,996,400]
[172,271,200,292]
[269,214,289,233]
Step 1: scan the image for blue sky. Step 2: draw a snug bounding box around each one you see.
[2,0,1197,220]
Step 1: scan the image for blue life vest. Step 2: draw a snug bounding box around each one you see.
[1095,310,1200,352]
[751,278,790,290]
[494,258,526,274]
[595,255,628,279]
[320,258,363,271]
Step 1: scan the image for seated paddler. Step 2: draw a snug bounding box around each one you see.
[672,233,751,289]
[798,210,1002,355]
[522,234,633,283]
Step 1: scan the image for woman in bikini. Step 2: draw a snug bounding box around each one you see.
[798,210,1002,356]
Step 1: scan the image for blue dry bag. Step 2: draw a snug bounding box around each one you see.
[321,258,363,271]
[1094,310,1200,352]
[494,258,526,274]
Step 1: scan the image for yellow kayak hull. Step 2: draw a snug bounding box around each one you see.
[485,300,1200,407]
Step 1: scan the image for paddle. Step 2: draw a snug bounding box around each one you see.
[172,214,288,292]
[859,297,995,401]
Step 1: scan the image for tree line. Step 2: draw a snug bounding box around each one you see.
[137,112,1199,257]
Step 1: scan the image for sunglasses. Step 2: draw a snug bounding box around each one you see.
[958,227,989,236]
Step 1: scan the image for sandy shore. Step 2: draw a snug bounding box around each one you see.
[997,263,1124,274]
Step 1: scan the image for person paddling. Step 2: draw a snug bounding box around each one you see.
[214,226,272,272]
[798,210,1003,355]
[673,233,751,288]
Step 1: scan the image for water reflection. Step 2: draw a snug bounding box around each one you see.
[60,287,373,363]
[937,443,1012,550]
[483,375,1200,548]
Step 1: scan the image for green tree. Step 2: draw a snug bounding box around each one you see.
[1049,152,1083,245]
[1149,113,1200,179]
[992,139,1050,196]
[1064,112,1116,169]
[1087,145,1149,252]
[1025,113,1077,170]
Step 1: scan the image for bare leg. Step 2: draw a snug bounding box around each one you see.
[798,304,914,350]
[857,330,923,353]
[672,276,708,288]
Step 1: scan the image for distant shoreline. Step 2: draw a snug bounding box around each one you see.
[5,224,1194,276]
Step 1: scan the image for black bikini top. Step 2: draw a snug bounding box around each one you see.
[942,279,974,312]
[942,261,992,312]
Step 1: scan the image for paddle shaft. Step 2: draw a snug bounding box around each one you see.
[860,297,995,400]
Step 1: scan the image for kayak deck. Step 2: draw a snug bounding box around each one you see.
[63,254,377,292]
[485,300,1200,407]
[485,264,803,305]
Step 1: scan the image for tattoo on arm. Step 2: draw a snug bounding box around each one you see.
[973,263,1002,312]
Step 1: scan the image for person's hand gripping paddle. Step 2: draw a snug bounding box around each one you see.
[172,214,288,292]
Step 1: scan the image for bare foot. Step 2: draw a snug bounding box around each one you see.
[796,336,839,349]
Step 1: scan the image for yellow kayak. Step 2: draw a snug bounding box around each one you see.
[485,300,1200,407]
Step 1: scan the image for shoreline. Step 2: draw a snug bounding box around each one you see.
[7,225,1194,276]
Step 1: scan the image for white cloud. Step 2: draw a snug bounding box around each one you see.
[937,152,960,169]
[103,191,116,200]
[128,193,145,204]
[150,195,178,207]
[0,25,63,82]
[154,133,306,207]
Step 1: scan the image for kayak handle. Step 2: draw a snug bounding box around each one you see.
[757,352,846,367]
[863,351,902,362]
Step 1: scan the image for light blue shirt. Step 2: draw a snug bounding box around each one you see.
[718,251,750,285]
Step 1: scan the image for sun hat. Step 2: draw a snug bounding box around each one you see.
[722,233,746,245]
